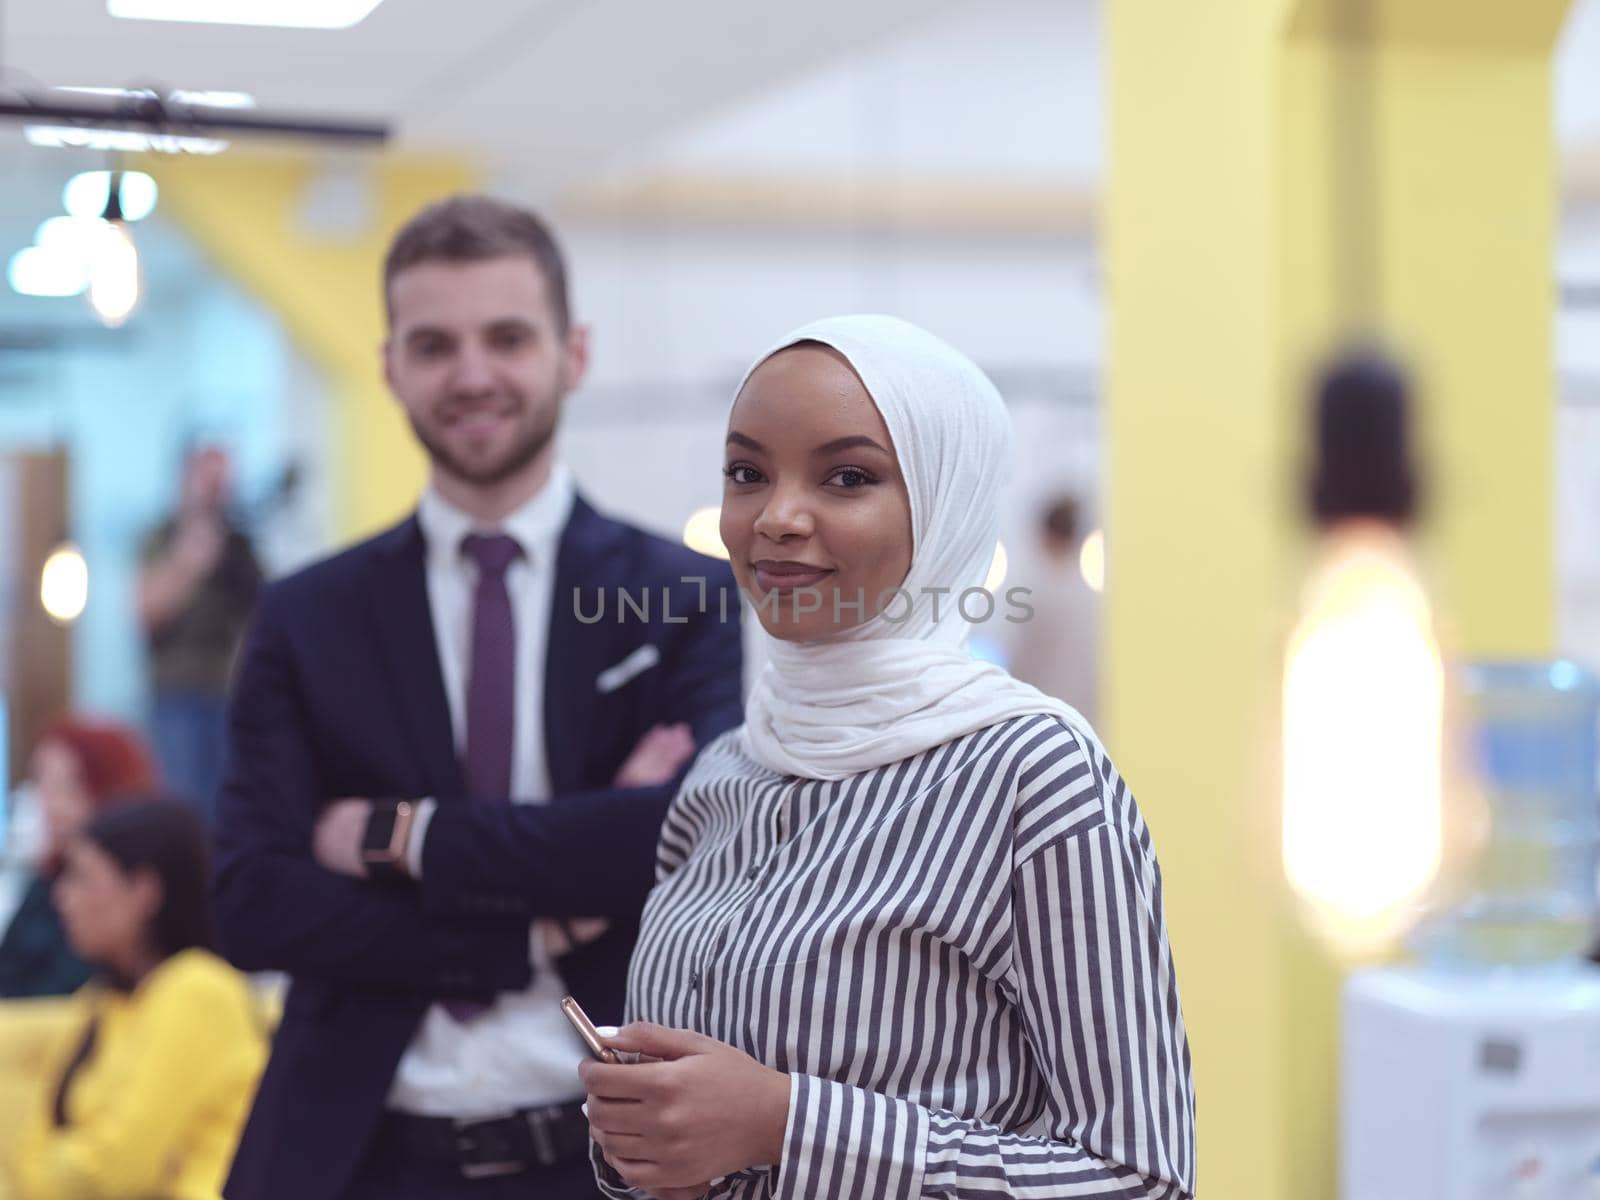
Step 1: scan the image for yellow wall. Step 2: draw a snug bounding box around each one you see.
[150,153,481,539]
[1107,0,1570,1195]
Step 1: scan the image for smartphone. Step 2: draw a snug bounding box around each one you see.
[562,995,620,1064]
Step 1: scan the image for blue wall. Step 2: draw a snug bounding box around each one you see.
[0,213,295,724]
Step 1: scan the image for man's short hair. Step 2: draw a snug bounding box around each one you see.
[383,195,571,330]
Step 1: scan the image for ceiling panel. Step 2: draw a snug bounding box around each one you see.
[4,0,966,189]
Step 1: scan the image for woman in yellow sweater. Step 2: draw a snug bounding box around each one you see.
[11,801,266,1200]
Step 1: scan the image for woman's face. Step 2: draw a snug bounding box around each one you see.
[31,740,92,856]
[52,838,159,969]
[720,345,914,642]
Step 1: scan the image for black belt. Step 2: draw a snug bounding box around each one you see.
[378,1099,591,1179]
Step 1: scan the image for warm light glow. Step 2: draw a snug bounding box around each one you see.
[985,542,1008,592]
[1282,543,1444,958]
[40,544,89,625]
[87,222,141,328]
[8,246,88,297]
[25,126,229,155]
[682,507,730,560]
[1079,529,1106,593]
[64,170,159,222]
[109,0,386,28]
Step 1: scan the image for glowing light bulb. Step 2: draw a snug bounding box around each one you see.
[1282,533,1444,958]
[1079,529,1105,593]
[87,221,141,328]
[682,507,729,560]
[40,543,89,624]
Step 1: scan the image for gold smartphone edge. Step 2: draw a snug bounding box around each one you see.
[562,995,619,1064]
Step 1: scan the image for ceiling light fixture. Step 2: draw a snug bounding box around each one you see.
[7,245,88,297]
[84,177,143,328]
[64,170,158,222]
[4,89,387,150]
[55,86,257,109]
[35,215,105,261]
[24,124,229,154]
[107,0,386,29]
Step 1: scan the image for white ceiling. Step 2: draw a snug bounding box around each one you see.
[2,0,1595,199]
[608,0,1102,185]
[3,0,969,191]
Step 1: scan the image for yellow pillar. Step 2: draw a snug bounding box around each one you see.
[1106,1,1570,1196]
[149,153,480,539]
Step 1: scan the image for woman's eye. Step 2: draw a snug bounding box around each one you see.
[724,465,763,485]
[827,467,875,488]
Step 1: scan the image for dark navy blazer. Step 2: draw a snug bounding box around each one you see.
[216,495,743,1200]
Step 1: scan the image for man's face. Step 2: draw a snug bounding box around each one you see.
[384,256,586,490]
[184,447,231,509]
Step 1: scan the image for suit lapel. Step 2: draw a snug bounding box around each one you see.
[368,517,465,799]
[544,496,625,794]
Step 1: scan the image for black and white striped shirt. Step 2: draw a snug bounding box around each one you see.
[594,713,1196,1199]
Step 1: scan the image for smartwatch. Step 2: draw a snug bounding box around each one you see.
[360,800,415,882]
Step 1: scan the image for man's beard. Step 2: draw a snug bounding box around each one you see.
[410,401,558,488]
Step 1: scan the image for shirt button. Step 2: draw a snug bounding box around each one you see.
[689,969,701,991]
[746,863,761,881]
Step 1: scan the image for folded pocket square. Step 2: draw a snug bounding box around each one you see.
[596,644,662,694]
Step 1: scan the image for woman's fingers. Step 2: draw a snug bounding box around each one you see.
[606,1021,718,1060]
[579,1058,667,1101]
[586,1094,652,1135]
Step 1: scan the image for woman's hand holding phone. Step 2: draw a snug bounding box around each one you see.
[578,1022,791,1199]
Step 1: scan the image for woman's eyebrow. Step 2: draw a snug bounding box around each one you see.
[725,431,891,456]
[813,435,890,456]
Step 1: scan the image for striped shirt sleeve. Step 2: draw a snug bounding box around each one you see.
[773,770,1195,1198]
[589,1139,643,1199]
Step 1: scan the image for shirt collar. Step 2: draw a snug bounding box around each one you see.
[416,462,575,569]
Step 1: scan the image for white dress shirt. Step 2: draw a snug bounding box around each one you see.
[388,465,587,1118]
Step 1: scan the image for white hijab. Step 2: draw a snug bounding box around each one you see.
[737,314,1095,781]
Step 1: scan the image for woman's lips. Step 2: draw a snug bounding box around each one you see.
[753,561,835,593]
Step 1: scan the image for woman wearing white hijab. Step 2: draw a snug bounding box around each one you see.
[580,316,1196,1200]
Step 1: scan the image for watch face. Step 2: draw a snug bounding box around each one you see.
[361,807,398,853]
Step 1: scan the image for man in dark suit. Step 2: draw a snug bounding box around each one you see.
[215,196,743,1199]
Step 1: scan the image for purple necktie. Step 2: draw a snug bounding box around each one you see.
[447,531,522,1022]
[461,532,521,804]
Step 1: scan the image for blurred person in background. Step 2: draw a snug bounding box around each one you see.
[1005,495,1100,721]
[215,195,743,1200]
[0,719,157,1000]
[10,800,266,1200]
[137,445,265,821]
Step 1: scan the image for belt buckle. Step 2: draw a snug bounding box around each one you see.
[524,1106,560,1167]
[453,1114,527,1180]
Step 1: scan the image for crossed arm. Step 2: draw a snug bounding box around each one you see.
[211,589,740,994]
